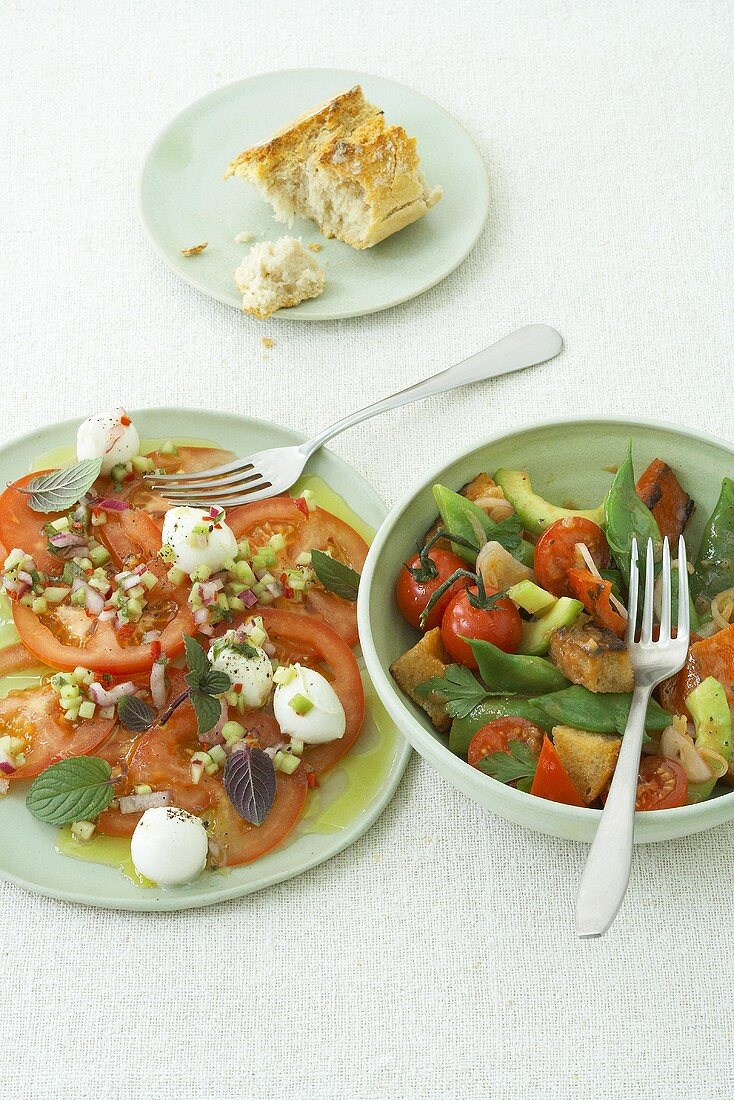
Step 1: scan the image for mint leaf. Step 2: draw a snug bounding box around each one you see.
[26,757,113,824]
[417,664,490,719]
[200,668,232,696]
[183,633,209,689]
[310,549,360,601]
[474,740,537,786]
[118,695,155,733]
[190,691,223,736]
[224,745,277,825]
[19,459,103,514]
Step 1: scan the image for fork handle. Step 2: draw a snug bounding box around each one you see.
[300,325,563,458]
[575,684,651,938]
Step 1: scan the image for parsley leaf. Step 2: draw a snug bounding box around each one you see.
[310,549,360,601]
[474,740,537,786]
[417,665,491,719]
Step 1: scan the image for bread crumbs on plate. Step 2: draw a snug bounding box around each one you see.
[180,242,208,256]
[261,337,276,349]
[308,242,322,252]
[234,231,253,243]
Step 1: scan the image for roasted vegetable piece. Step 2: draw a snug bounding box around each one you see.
[693,477,734,601]
[566,568,627,638]
[467,637,570,695]
[552,725,621,804]
[493,469,606,537]
[530,735,586,806]
[658,622,734,720]
[390,628,452,733]
[604,443,662,585]
[548,618,634,693]
[636,458,694,542]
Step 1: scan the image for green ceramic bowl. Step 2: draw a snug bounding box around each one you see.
[358,416,734,844]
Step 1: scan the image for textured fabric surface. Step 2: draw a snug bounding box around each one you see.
[2,2,734,1098]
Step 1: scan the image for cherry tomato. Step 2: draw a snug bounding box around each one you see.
[468,718,544,767]
[441,586,523,668]
[534,517,610,598]
[395,549,466,631]
[636,755,688,810]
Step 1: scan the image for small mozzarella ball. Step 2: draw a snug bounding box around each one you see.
[76,408,140,475]
[130,806,208,886]
[208,635,273,708]
[273,664,346,745]
[161,506,238,575]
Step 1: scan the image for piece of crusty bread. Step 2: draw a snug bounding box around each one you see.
[549,617,634,694]
[225,86,442,250]
[390,628,451,734]
[552,726,621,804]
[233,236,325,319]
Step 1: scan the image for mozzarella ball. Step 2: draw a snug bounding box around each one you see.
[130,806,208,886]
[208,635,273,708]
[77,408,140,475]
[161,506,238,576]
[273,664,346,745]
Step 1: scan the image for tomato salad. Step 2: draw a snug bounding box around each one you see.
[0,410,369,887]
[391,451,734,812]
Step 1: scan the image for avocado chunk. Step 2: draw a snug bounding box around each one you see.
[685,676,732,803]
[493,469,606,537]
[518,597,583,656]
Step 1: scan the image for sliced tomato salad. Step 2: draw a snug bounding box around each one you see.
[0,684,114,780]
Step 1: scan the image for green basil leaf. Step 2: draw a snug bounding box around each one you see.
[190,690,224,736]
[26,756,114,825]
[310,549,360,601]
[117,695,156,733]
[18,459,103,514]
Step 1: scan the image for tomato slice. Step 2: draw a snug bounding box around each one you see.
[113,447,237,517]
[0,471,72,574]
[13,509,195,674]
[0,641,45,677]
[635,755,688,810]
[227,499,368,647]
[239,608,366,776]
[0,684,114,780]
[567,567,627,638]
[534,517,610,598]
[468,717,544,767]
[529,735,585,806]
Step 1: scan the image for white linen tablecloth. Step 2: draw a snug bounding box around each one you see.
[2,2,734,1097]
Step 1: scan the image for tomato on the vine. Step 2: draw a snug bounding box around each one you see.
[440,586,523,668]
[395,549,466,631]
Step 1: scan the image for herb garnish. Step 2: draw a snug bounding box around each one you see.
[474,740,537,790]
[417,665,491,719]
[311,549,360,601]
[26,756,114,824]
[117,695,156,733]
[223,745,276,826]
[17,459,103,513]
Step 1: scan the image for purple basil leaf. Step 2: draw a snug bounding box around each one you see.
[223,746,276,826]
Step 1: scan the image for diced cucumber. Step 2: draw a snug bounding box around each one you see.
[518,598,583,656]
[507,579,557,615]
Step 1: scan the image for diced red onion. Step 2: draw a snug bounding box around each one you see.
[242,589,258,609]
[264,642,276,658]
[198,624,214,636]
[48,531,88,550]
[88,680,137,706]
[122,573,142,592]
[118,789,173,814]
[142,630,161,645]
[17,570,34,585]
[85,585,105,615]
[0,760,16,775]
[91,497,129,512]
[194,608,210,626]
[266,580,284,598]
[199,699,228,745]
[98,609,116,622]
[150,661,168,709]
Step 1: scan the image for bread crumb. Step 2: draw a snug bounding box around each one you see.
[261,337,275,349]
[234,237,325,319]
[308,242,322,252]
[234,231,253,244]
[180,242,208,256]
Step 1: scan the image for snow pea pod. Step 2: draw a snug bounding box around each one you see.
[604,443,661,586]
[693,477,734,601]
[529,685,672,735]
[467,638,570,695]
[432,484,526,565]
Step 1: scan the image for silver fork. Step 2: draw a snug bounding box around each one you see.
[144,324,563,506]
[575,535,690,938]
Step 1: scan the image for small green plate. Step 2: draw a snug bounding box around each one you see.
[0,408,411,910]
[139,68,489,320]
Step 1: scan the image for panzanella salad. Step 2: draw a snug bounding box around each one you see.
[392,449,734,811]
[0,409,368,886]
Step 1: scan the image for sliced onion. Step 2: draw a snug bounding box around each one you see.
[48,531,87,551]
[477,540,533,591]
[84,585,105,615]
[118,789,173,814]
[91,497,129,512]
[472,487,515,523]
[660,722,719,782]
[150,661,168,710]
[88,681,137,706]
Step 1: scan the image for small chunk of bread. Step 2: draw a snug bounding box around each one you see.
[552,726,621,804]
[549,617,634,693]
[226,86,441,250]
[234,237,325,319]
[390,628,451,733]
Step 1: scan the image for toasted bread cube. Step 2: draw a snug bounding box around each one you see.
[390,628,451,733]
[549,617,634,693]
[552,725,621,804]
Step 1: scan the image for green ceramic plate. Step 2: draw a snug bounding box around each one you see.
[139,68,489,320]
[0,408,410,910]
[358,416,734,845]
